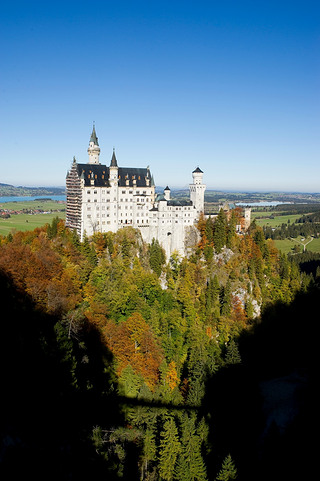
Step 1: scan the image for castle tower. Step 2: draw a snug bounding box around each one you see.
[189,167,206,214]
[109,148,118,184]
[87,124,101,164]
[244,207,251,231]
[164,186,171,201]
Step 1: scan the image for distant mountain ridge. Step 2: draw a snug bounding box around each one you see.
[0,183,65,196]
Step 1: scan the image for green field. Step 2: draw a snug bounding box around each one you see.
[0,200,65,211]
[0,213,66,236]
[253,213,303,228]
[273,236,320,254]
[0,200,65,236]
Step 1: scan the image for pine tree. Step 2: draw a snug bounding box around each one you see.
[215,454,238,481]
[226,211,237,248]
[159,418,181,480]
[149,238,166,276]
[213,209,227,253]
[141,426,157,479]
[225,340,241,365]
[175,413,208,481]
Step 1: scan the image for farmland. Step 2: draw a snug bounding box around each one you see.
[252,206,320,254]
[0,200,65,236]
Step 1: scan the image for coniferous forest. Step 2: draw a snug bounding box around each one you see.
[0,214,317,480]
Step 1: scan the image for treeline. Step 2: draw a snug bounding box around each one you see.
[0,214,312,480]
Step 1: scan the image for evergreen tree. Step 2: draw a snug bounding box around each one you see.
[159,418,181,481]
[175,413,208,481]
[215,454,238,481]
[47,216,60,239]
[140,426,157,480]
[226,211,237,249]
[213,209,227,253]
[149,238,166,276]
[225,340,241,365]
[81,234,97,266]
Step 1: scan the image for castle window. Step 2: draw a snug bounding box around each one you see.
[94,199,97,203]
[88,199,91,203]
[87,190,91,194]
[94,190,97,194]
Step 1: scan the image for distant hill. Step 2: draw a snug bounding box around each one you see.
[0,183,65,197]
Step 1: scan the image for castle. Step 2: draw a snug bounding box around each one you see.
[66,126,207,257]
[66,126,250,257]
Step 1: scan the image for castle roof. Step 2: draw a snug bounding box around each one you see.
[193,167,203,173]
[110,149,118,167]
[76,163,152,188]
[90,125,99,146]
[168,199,193,207]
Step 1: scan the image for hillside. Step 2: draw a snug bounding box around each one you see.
[0,183,65,197]
[0,218,316,480]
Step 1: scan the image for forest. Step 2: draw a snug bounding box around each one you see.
[0,211,317,480]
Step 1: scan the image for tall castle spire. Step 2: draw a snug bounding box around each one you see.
[87,123,101,164]
[90,123,99,146]
[110,147,118,167]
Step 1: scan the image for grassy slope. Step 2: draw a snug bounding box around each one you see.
[0,213,66,236]
[0,200,65,236]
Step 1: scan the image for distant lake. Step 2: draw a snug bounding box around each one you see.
[235,201,292,207]
[0,195,66,203]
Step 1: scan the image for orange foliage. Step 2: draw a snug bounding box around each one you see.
[196,212,207,250]
[166,361,179,390]
[103,313,163,388]
[230,296,247,327]
[0,231,81,313]
[239,235,262,261]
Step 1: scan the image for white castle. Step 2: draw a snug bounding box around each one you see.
[66,126,206,257]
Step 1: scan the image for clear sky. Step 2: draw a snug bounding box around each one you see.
[0,0,319,192]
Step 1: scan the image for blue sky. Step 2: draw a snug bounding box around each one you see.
[0,1,319,192]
